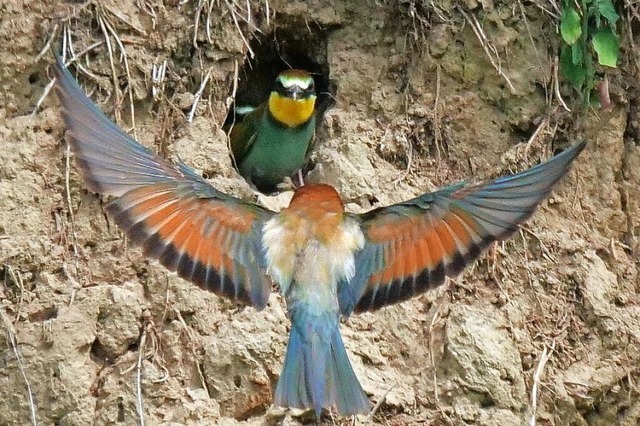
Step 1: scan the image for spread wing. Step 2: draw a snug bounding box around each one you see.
[53,54,274,309]
[339,141,586,314]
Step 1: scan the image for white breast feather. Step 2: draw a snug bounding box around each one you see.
[262,217,294,293]
[262,215,365,297]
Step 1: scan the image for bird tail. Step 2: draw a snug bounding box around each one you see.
[274,310,370,417]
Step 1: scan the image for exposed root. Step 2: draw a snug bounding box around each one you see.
[136,327,147,426]
[4,265,25,321]
[96,4,137,139]
[34,22,59,63]
[523,117,550,156]
[392,132,414,187]
[516,0,543,77]
[458,7,516,94]
[64,142,79,260]
[151,60,167,100]
[174,308,210,397]
[187,68,212,123]
[40,5,147,141]
[0,308,38,426]
[534,0,560,19]
[193,0,207,48]
[225,0,256,58]
[368,385,395,420]
[529,340,555,426]
[428,302,455,424]
[432,63,445,160]
[137,0,159,29]
[552,56,571,112]
[118,314,169,425]
[227,60,241,172]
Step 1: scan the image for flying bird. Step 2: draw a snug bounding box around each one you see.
[228,68,317,193]
[52,54,585,418]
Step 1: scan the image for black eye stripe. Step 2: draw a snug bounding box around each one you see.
[303,85,316,97]
[274,80,287,93]
[273,80,316,98]
[306,80,316,93]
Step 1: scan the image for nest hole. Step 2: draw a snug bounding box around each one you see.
[224,26,334,127]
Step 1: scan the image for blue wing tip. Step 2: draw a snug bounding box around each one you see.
[538,139,587,177]
[559,140,587,161]
[52,51,71,83]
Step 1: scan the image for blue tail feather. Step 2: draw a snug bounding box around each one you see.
[274,310,370,417]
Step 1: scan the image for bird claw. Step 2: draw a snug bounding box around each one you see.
[276,176,298,193]
[294,169,305,187]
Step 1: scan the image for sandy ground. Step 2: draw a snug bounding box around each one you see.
[1,0,639,424]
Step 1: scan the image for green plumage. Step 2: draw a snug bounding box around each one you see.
[230,104,316,193]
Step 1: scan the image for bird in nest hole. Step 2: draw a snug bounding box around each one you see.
[227,68,317,194]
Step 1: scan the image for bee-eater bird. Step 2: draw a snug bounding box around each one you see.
[53,54,585,418]
[228,68,317,194]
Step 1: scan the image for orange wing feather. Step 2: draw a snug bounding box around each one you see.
[107,183,272,307]
[53,54,274,309]
[339,141,586,314]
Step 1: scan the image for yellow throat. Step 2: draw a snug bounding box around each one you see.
[268,92,316,128]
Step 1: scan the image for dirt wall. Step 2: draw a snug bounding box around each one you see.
[1,0,639,425]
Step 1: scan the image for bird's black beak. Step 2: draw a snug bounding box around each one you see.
[289,86,301,100]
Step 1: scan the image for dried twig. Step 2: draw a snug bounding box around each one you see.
[225,0,255,58]
[368,385,395,420]
[187,68,212,123]
[392,132,414,186]
[64,27,103,81]
[4,264,25,321]
[227,60,241,171]
[136,327,147,426]
[0,308,38,426]
[520,225,556,263]
[174,309,209,396]
[65,142,79,259]
[193,0,206,48]
[35,23,59,63]
[32,78,58,120]
[98,7,138,139]
[32,22,107,117]
[533,0,560,18]
[96,12,121,124]
[264,0,270,27]
[529,340,555,426]
[553,55,571,112]
[151,60,167,100]
[428,303,455,424]
[458,7,516,94]
[523,117,549,157]
[433,63,445,159]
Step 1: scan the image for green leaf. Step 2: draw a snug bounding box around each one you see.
[560,45,586,89]
[560,7,582,45]
[571,43,583,66]
[596,0,619,27]
[592,28,619,67]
